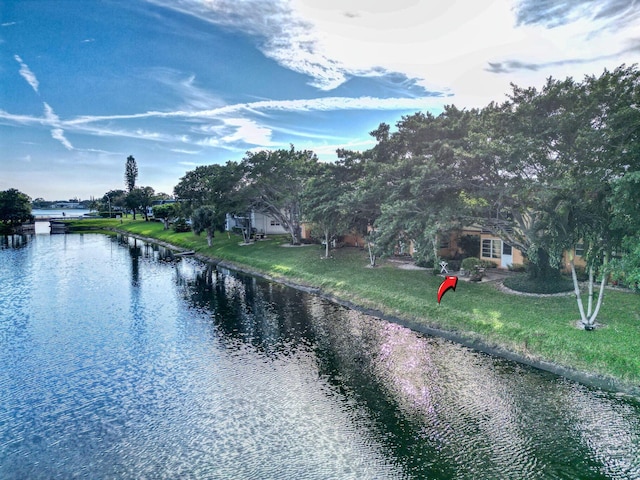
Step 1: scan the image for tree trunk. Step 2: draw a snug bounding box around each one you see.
[569,254,608,330]
[324,229,330,258]
[367,240,376,267]
[206,230,213,247]
[288,223,300,245]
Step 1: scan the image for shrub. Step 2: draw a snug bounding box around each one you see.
[415,258,431,268]
[461,257,481,271]
[508,263,526,272]
[503,276,573,294]
[469,269,485,282]
[480,259,497,269]
[172,218,191,233]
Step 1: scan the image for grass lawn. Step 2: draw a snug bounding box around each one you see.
[67,218,640,390]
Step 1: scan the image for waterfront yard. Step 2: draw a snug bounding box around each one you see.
[67,218,640,391]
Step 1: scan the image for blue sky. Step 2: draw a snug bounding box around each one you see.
[2,0,639,200]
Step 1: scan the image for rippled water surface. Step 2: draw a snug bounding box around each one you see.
[1,233,639,479]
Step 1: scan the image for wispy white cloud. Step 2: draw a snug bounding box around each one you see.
[51,128,73,150]
[171,148,202,155]
[2,22,18,27]
[1,93,442,155]
[73,123,192,143]
[218,118,272,145]
[298,138,377,160]
[65,95,445,126]
[43,103,73,150]
[149,68,225,110]
[0,109,43,124]
[14,55,39,93]
[514,0,640,30]
[270,125,350,141]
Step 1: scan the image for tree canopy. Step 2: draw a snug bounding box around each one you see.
[126,186,154,221]
[173,161,244,232]
[152,203,178,230]
[241,146,319,245]
[167,64,640,323]
[0,188,33,229]
[191,205,217,247]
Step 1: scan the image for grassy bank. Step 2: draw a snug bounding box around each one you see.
[68,218,640,391]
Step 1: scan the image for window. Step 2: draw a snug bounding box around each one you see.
[438,237,450,249]
[270,220,280,226]
[575,243,584,257]
[482,239,501,259]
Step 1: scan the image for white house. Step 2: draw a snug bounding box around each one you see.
[225,210,288,236]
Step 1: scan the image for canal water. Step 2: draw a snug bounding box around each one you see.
[1,233,639,479]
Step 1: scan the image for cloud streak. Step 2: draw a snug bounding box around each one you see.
[14,55,39,93]
[0,92,447,155]
[64,95,446,126]
[43,103,74,150]
[485,42,640,74]
[514,0,640,31]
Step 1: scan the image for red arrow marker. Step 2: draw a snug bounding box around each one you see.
[437,276,458,304]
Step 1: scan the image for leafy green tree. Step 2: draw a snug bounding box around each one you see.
[552,67,640,328]
[337,126,401,266]
[610,236,640,292]
[152,203,178,230]
[359,108,475,268]
[609,171,640,292]
[153,192,172,201]
[102,189,127,217]
[174,161,244,231]
[302,162,352,258]
[191,205,217,247]
[468,66,640,327]
[0,188,33,229]
[241,146,318,245]
[126,186,154,221]
[32,197,50,208]
[125,155,138,193]
[467,99,556,279]
[124,191,139,220]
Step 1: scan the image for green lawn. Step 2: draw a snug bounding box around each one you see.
[67,218,640,390]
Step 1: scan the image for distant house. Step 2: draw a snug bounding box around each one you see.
[52,202,82,209]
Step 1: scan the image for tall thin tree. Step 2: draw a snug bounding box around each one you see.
[125,155,138,193]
